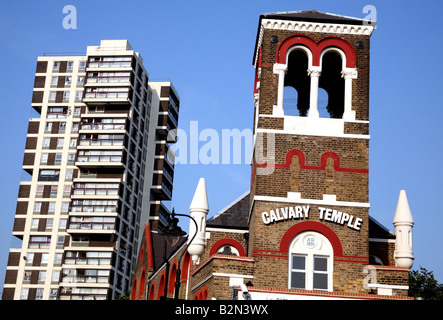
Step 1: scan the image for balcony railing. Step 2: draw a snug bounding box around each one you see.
[70,200,118,213]
[84,92,129,99]
[63,251,112,266]
[86,76,130,84]
[69,217,116,231]
[76,151,123,163]
[59,287,108,300]
[72,185,119,196]
[88,61,131,68]
[80,122,126,131]
[79,138,124,147]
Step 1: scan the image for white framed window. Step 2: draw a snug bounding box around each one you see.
[36,288,44,300]
[68,153,76,162]
[46,218,53,230]
[67,61,74,71]
[57,138,64,148]
[51,76,58,86]
[63,91,70,101]
[44,122,52,131]
[63,185,72,196]
[71,122,79,132]
[74,106,81,116]
[31,219,39,230]
[41,253,49,265]
[59,219,67,230]
[35,184,45,197]
[57,235,65,248]
[53,61,60,71]
[42,137,50,148]
[75,91,83,101]
[49,91,56,101]
[38,270,46,282]
[54,253,63,265]
[20,288,29,300]
[52,271,60,283]
[40,153,48,164]
[50,185,58,196]
[288,231,333,291]
[79,61,86,71]
[65,169,73,181]
[61,201,70,213]
[69,138,77,148]
[55,153,62,163]
[48,202,56,212]
[25,253,34,265]
[65,76,72,86]
[33,202,42,213]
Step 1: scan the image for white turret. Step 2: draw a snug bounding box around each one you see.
[187,178,209,264]
[393,190,414,268]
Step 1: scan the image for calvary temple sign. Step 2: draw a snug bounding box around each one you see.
[261,206,363,231]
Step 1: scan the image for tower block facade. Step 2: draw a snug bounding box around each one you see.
[250,11,376,294]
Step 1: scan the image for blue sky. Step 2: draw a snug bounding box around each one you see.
[0,0,442,293]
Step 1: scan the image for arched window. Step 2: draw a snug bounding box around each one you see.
[319,51,345,118]
[168,262,177,294]
[157,272,165,299]
[131,277,137,300]
[288,231,333,291]
[275,35,357,120]
[284,49,310,116]
[138,269,146,299]
[148,282,155,300]
[216,245,240,256]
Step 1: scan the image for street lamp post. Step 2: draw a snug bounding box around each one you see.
[158,177,209,299]
[159,210,198,299]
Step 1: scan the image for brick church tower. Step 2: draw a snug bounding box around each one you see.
[131,10,414,301]
[248,11,408,295]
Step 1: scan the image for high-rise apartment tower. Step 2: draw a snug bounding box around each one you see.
[2,40,180,300]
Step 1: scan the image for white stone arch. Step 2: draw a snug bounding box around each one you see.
[319,47,347,71]
[285,45,313,70]
[318,47,358,120]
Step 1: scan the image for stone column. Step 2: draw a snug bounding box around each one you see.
[341,68,358,120]
[307,67,321,118]
[273,63,287,116]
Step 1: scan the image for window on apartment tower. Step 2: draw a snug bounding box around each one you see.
[20,288,29,300]
[40,153,48,164]
[38,169,60,181]
[49,91,56,101]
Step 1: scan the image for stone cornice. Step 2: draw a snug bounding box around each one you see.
[254,18,374,66]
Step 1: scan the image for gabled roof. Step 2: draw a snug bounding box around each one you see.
[207,191,250,229]
[369,216,396,239]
